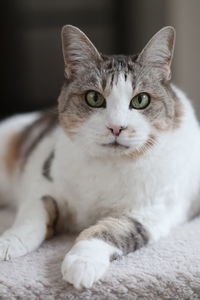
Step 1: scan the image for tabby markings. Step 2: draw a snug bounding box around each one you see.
[42,150,55,181]
[76,215,149,257]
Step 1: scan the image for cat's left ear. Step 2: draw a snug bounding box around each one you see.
[137,26,176,80]
[61,25,102,78]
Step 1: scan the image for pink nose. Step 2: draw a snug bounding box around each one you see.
[107,125,127,136]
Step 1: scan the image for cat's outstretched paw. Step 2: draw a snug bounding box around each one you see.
[61,239,119,289]
[0,235,28,261]
[61,253,109,289]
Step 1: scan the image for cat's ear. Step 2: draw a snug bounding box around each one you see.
[61,25,101,78]
[137,26,176,80]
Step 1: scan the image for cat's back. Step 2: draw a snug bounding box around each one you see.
[0,109,58,204]
[0,112,39,203]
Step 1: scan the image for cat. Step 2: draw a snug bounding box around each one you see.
[0,24,200,290]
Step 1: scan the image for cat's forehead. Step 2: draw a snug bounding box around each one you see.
[106,72,133,104]
[72,54,155,97]
[101,54,137,90]
[102,55,137,73]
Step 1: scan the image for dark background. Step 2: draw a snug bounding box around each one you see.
[1,0,200,118]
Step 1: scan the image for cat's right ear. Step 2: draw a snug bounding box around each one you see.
[61,25,102,78]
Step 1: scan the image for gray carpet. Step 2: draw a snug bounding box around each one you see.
[0,208,200,300]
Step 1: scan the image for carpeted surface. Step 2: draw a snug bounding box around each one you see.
[0,208,200,300]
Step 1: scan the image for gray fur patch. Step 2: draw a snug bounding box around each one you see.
[77,215,149,256]
[42,150,55,182]
[94,217,149,254]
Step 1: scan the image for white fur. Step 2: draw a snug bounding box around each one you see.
[0,198,49,260]
[62,239,121,289]
[0,79,200,288]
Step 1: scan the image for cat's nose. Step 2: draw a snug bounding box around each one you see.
[107,125,127,136]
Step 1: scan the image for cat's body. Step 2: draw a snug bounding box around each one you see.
[1,90,200,235]
[0,25,200,289]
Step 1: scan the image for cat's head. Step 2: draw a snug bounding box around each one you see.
[58,25,181,159]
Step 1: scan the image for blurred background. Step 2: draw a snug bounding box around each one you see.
[1,0,200,118]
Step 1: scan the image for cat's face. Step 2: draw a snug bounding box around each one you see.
[59,25,181,158]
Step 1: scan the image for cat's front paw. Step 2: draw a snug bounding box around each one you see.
[0,235,28,261]
[61,253,109,289]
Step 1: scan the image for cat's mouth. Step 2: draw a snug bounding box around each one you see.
[102,141,130,150]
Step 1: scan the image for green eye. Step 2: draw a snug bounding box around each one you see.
[85,91,106,108]
[130,93,151,109]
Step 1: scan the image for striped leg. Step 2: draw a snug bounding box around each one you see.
[62,215,149,289]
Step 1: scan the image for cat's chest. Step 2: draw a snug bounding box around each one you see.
[53,155,160,230]
[57,157,132,204]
